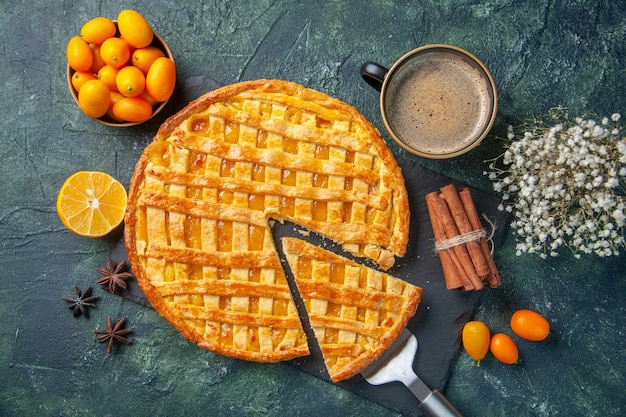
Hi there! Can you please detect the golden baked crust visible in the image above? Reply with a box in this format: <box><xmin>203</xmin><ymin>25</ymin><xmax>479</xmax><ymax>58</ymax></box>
<box><xmin>282</xmin><ymin>237</ymin><xmax>421</xmax><ymax>382</ymax></box>
<box><xmin>125</xmin><ymin>79</ymin><xmax>409</xmax><ymax>363</ymax></box>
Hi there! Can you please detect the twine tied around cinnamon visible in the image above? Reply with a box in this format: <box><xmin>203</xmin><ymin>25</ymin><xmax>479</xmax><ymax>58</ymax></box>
<box><xmin>434</xmin><ymin>214</ymin><xmax>496</xmax><ymax>253</ymax></box>
<box><xmin>435</xmin><ymin>229</ymin><xmax>486</xmax><ymax>251</ymax></box>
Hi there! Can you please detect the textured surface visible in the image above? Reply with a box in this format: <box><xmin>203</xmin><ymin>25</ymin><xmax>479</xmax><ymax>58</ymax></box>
<box><xmin>1</xmin><ymin>1</ymin><xmax>625</xmax><ymax>416</ymax></box>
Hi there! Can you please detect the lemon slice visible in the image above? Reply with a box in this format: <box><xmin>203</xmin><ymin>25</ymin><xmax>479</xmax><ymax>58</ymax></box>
<box><xmin>56</xmin><ymin>171</ymin><xmax>127</xmax><ymax>237</ymax></box>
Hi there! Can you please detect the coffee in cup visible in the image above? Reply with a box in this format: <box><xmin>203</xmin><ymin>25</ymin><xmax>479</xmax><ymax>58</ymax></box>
<box><xmin>361</xmin><ymin>44</ymin><xmax>498</xmax><ymax>159</ymax></box>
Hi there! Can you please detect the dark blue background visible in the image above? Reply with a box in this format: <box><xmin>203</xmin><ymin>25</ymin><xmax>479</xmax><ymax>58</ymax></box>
<box><xmin>1</xmin><ymin>1</ymin><xmax>624</xmax><ymax>416</ymax></box>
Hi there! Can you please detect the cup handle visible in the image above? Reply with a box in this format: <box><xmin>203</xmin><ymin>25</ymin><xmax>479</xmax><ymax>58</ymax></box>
<box><xmin>360</xmin><ymin>61</ymin><xmax>389</xmax><ymax>92</ymax></box>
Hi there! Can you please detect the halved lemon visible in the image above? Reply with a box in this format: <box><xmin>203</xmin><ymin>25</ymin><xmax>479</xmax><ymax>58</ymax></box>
<box><xmin>56</xmin><ymin>171</ymin><xmax>127</xmax><ymax>237</ymax></box>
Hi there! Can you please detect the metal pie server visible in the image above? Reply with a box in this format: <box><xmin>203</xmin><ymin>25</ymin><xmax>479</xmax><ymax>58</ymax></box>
<box><xmin>361</xmin><ymin>328</ymin><xmax>463</xmax><ymax>417</ymax></box>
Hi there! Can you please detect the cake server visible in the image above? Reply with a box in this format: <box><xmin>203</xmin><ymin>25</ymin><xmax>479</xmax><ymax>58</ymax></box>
<box><xmin>361</xmin><ymin>328</ymin><xmax>462</xmax><ymax>417</ymax></box>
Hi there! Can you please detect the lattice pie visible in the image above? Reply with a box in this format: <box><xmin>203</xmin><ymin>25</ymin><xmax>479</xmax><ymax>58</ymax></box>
<box><xmin>124</xmin><ymin>79</ymin><xmax>413</xmax><ymax>373</ymax></box>
<box><xmin>282</xmin><ymin>237</ymin><xmax>421</xmax><ymax>382</ymax></box>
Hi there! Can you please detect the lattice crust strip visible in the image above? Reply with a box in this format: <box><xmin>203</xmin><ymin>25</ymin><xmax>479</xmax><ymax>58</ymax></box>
<box><xmin>125</xmin><ymin>79</ymin><xmax>410</xmax><ymax>363</ymax></box>
<box><xmin>282</xmin><ymin>237</ymin><xmax>421</xmax><ymax>382</ymax></box>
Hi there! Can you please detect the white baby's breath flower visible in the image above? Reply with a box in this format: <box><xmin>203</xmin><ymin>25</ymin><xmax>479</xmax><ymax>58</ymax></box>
<box><xmin>506</xmin><ymin>125</ymin><xmax>515</xmax><ymax>140</ymax></box>
<box><xmin>605</xmin><ymin>177</ymin><xmax>619</xmax><ymax>188</ymax></box>
<box><xmin>485</xmin><ymin>108</ymin><xmax>625</xmax><ymax>258</ymax></box>
<box><xmin>613</xmin><ymin>208</ymin><xmax>625</xmax><ymax>227</ymax></box>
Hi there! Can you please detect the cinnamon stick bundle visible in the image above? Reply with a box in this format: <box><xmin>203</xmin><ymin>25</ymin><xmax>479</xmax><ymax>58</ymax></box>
<box><xmin>426</xmin><ymin>184</ymin><xmax>501</xmax><ymax>291</ymax></box>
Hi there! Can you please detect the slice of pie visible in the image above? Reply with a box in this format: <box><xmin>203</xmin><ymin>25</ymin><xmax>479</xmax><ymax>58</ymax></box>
<box><xmin>282</xmin><ymin>237</ymin><xmax>421</xmax><ymax>382</ymax></box>
<box><xmin>124</xmin><ymin>79</ymin><xmax>410</xmax><ymax>363</ymax></box>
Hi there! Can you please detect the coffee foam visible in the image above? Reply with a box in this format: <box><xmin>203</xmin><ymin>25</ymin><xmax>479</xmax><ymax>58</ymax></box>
<box><xmin>384</xmin><ymin>52</ymin><xmax>493</xmax><ymax>155</ymax></box>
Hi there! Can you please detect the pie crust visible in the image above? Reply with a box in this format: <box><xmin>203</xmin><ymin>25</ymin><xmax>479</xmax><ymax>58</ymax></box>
<box><xmin>124</xmin><ymin>79</ymin><xmax>410</xmax><ymax>363</ymax></box>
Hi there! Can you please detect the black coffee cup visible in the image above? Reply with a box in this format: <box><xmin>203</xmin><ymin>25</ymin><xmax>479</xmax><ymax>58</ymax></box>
<box><xmin>361</xmin><ymin>44</ymin><xmax>498</xmax><ymax>159</ymax></box>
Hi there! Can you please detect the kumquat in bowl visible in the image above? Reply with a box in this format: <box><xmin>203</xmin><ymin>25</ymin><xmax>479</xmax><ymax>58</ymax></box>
<box><xmin>66</xmin><ymin>10</ymin><xmax>176</xmax><ymax>127</ymax></box>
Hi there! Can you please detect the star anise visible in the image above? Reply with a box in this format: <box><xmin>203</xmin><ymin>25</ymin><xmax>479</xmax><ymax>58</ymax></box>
<box><xmin>96</xmin><ymin>258</ymin><xmax>133</xmax><ymax>294</ymax></box>
<box><xmin>62</xmin><ymin>285</ymin><xmax>99</xmax><ymax>318</ymax></box>
<box><xmin>94</xmin><ymin>316</ymin><xmax>133</xmax><ymax>353</ymax></box>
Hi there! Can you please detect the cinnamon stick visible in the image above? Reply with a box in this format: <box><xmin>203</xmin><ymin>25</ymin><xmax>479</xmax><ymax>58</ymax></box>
<box><xmin>426</xmin><ymin>192</ymin><xmax>466</xmax><ymax>290</ymax></box>
<box><xmin>459</xmin><ymin>188</ymin><xmax>501</xmax><ymax>288</ymax></box>
<box><xmin>439</xmin><ymin>184</ymin><xmax>491</xmax><ymax>279</ymax></box>
<box><xmin>431</xmin><ymin>193</ymin><xmax>484</xmax><ymax>291</ymax></box>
